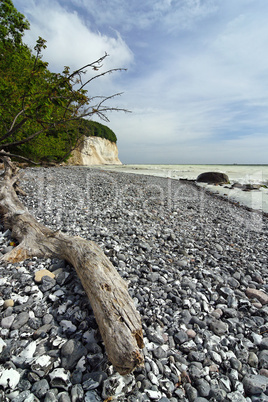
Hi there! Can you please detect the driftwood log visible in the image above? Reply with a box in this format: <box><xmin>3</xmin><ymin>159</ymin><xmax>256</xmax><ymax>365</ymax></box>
<box><xmin>0</xmin><ymin>156</ymin><xmax>144</xmax><ymax>375</ymax></box>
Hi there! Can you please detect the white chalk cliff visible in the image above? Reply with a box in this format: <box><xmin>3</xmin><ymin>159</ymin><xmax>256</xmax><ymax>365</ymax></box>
<box><xmin>68</xmin><ymin>136</ymin><xmax>122</xmax><ymax>165</ymax></box>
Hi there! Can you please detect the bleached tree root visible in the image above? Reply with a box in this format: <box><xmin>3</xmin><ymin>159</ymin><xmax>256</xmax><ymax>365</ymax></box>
<box><xmin>0</xmin><ymin>156</ymin><xmax>144</xmax><ymax>375</ymax></box>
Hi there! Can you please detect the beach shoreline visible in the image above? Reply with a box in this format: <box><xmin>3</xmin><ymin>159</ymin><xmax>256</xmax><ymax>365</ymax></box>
<box><xmin>0</xmin><ymin>166</ymin><xmax>268</xmax><ymax>401</ymax></box>
<box><xmin>90</xmin><ymin>164</ymin><xmax>268</xmax><ymax>215</ymax></box>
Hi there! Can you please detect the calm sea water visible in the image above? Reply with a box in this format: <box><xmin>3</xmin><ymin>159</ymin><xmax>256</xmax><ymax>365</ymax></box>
<box><xmin>92</xmin><ymin>164</ymin><xmax>268</xmax><ymax>213</ymax></box>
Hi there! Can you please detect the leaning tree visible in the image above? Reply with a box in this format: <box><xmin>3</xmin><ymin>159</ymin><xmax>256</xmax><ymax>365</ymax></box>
<box><xmin>0</xmin><ymin>0</ymin><xmax>144</xmax><ymax>374</ymax></box>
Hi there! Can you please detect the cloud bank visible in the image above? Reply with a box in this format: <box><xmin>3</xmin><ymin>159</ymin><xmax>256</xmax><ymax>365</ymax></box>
<box><xmin>13</xmin><ymin>0</ymin><xmax>268</xmax><ymax>164</ymax></box>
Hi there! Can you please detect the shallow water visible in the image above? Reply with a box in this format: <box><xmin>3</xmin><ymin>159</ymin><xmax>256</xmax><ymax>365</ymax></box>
<box><xmin>91</xmin><ymin>164</ymin><xmax>268</xmax><ymax>213</ymax></box>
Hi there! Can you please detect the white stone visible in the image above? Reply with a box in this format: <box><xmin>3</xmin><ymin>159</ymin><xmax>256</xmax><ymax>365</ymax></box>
<box><xmin>0</xmin><ymin>338</ymin><xmax>6</xmax><ymax>353</ymax></box>
<box><xmin>34</xmin><ymin>355</ymin><xmax>51</xmax><ymax>367</ymax></box>
<box><xmin>0</xmin><ymin>368</ymin><xmax>20</xmax><ymax>389</ymax></box>
<box><xmin>150</xmin><ymin>360</ymin><xmax>160</xmax><ymax>376</ymax></box>
<box><xmin>52</xmin><ymin>336</ymin><xmax>66</xmax><ymax>347</ymax></box>
<box><xmin>148</xmin><ymin>372</ymin><xmax>159</xmax><ymax>386</ymax></box>
<box><xmin>82</xmin><ymin>330</ymin><xmax>96</xmax><ymax>344</ymax></box>
<box><xmin>60</xmin><ymin>320</ymin><xmax>77</xmax><ymax>333</ymax></box>
<box><xmin>57</xmin><ymin>303</ymin><xmax>68</xmax><ymax>314</ymax></box>
<box><xmin>225</xmin><ymin>350</ymin><xmax>236</xmax><ymax>360</ymax></box>
<box><xmin>54</xmin><ymin>290</ymin><xmax>65</xmax><ymax>297</ymax></box>
<box><xmin>49</xmin><ymin>368</ymin><xmax>71</xmax><ymax>391</ymax></box>
<box><xmin>19</xmin><ymin>340</ymin><xmax>36</xmax><ymax>360</ymax></box>
<box><xmin>145</xmin><ymin>389</ymin><xmax>162</xmax><ymax>400</ymax></box>
<box><xmin>210</xmin><ymin>351</ymin><xmax>222</xmax><ymax>364</ymax></box>
<box><xmin>102</xmin><ymin>373</ymin><xmax>134</xmax><ymax>399</ymax></box>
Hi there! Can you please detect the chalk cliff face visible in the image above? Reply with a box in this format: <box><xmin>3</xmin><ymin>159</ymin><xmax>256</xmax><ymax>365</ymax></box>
<box><xmin>68</xmin><ymin>136</ymin><xmax>122</xmax><ymax>165</ymax></box>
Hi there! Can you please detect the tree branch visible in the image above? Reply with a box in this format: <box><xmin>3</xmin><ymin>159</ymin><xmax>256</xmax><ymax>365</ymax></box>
<box><xmin>0</xmin><ymin>156</ymin><xmax>144</xmax><ymax>374</ymax></box>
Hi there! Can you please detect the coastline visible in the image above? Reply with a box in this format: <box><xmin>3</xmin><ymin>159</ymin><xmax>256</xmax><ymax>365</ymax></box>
<box><xmin>90</xmin><ymin>164</ymin><xmax>268</xmax><ymax>215</ymax></box>
<box><xmin>0</xmin><ymin>166</ymin><xmax>268</xmax><ymax>401</ymax></box>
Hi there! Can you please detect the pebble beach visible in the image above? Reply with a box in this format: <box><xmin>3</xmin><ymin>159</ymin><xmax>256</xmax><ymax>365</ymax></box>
<box><xmin>0</xmin><ymin>166</ymin><xmax>268</xmax><ymax>401</ymax></box>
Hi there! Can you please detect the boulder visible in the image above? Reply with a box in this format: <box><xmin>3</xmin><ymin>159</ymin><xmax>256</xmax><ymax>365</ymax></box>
<box><xmin>196</xmin><ymin>172</ymin><xmax>229</xmax><ymax>184</ymax></box>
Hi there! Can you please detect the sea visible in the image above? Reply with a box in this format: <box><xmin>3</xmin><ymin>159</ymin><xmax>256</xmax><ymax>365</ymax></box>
<box><xmin>91</xmin><ymin>164</ymin><xmax>268</xmax><ymax>214</ymax></box>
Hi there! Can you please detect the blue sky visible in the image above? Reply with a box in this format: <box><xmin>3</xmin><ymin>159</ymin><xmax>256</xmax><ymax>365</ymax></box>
<box><xmin>13</xmin><ymin>0</ymin><xmax>268</xmax><ymax>164</ymax></box>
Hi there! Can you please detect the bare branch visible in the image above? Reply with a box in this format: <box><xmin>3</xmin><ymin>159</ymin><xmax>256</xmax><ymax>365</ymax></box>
<box><xmin>0</xmin><ymin>150</ymin><xmax>38</xmax><ymax>164</ymax></box>
<box><xmin>67</xmin><ymin>53</ymin><xmax>109</xmax><ymax>80</ymax></box>
<box><xmin>79</xmin><ymin>68</ymin><xmax>127</xmax><ymax>91</ymax></box>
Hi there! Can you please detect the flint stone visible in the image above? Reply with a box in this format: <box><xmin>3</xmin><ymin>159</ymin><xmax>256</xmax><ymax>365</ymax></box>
<box><xmin>246</xmin><ymin>288</ymin><xmax>268</xmax><ymax>305</ymax></box>
<box><xmin>49</xmin><ymin>368</ymin><xmax>71</xmax><ymax>391</ymax></box>
<box><xmin>61</xmin><ymin>339</ymin><xmax>87</xmax><ymax>370</ymax></box>
<box><xmin>12</xmin><ymin>391</ymin><xmax>31</xmax><ymax>402</ymax></box>
<box><xmin>185</xmin><ymin>383</ymin><xmax>198</xmax><ymax>401</ymax></box>
<box><xmin>243</xmin><ymin>374</ymin><xmax>268</xmax><ymax>395</ymax></box>
<box><xmin>84</xmin><ymin>391</ymin><xmax>102</xmax><ymax>401</ymax></box>
<box><xmin>248</xmin><ymin>352</ymin><xmax>258</xmax><ymax>368</ymax></box>
<box><xmin>147</xmin><ymin>272</ymin><xmax>160</xmax><ymax>282</ymax></box>
<box><xmin>1</xmin><ymin>315</ymin><xmax>15</xmax><ymax>329</ymax></box>
<box><xmin>33</xmin><ymin>324</ymin><xmax>52</xmax><ymax>339</ymax></box>
<box><xmin>102</xmin><ymin>373</ymin><xmax>134</xmax><ymax>399</ymax></box>
<box><xmin>31</xmin><ymin>379</ymin><xmax>50</xmax><ymax>398</ymax></box>
<box><xmin>188</xmin><ymin>351</ymin><xmax>206</xmax><ymax>362</ymax></box>
<box><xmin>179</xmin><ymin>340</ymin><xmax>198</xmax><ymax>353</ymax></box>
<box><xmin>210</xmin><ymin>319</ymin><xmax>228</xmax><ymax>335</ymax></box>
<box><xmin>174</xmin><ymin>330</ymin><xmax>188</xmax><ymax>344</ymax></box>
<box><xmin>219</xmin><ymin>376</ymin><xmax>231</xmax><ymax>392</ymax></box>
<box><xmin>0</xmin><ymin>338</ymin><xmax>6</xmax><ymax>353</ymax></box>
<box><xmin>259</xmin><ymin>350</ymin><xmax>268</xmax><ymax>369</ymax></box>
<box><xmin>71</xmin><ymin>384</ymin><xmax>84</xmax><ymax>402</ymax></box>
<box><xmin>260</xmin><ymin>338</ymin><xmax>268</xmax><ymax>350</ymax></box>
<box><xmin>57</xmin><ymin>392</ymin><xmax>71</xmax><ymax>402</ymax></box>
<box><xmin>44</xmin><ymin>390</ymin><xmax>58</xmax><ymax>402</ymax></box>
<box><xmin>82</xmin><ymin>378</ymin><xmax>99</xmax><ymax>391</ymax></box>
<box><xmin>146</xmin><ymin>326</ymin><xmax>165</xmax><ymax>344</ymax></box>
<box><xmin>152</xmin><ymin>346</ymin><xmax>167</xmax><ymax>359</ymax></box>
<box><xmin>195</xmin><ymin>378</ymin><xmax>210</xmax><ymax>397</ymax></box>
<box><xmin>0</xmin><ymin>368</ymin><xmax>20</xmax><ymax>389</ymax></box>
<box><xmin>209</xmin><ymin>387</ymin><xmax>227</xmax><ymax>401</ymax></box>
<box><xmin>11</xmin><ymin>311</ymin><xmax>29</xmax><ymax>329</ymax></box>
<box><xmin>226</xmin><ymin>391</ymin><xmax>247</xmax><ymax>401</ymax></box>
<box><xmin>145</xmin><ymin>389</ymin><xmax>162</xmax><ymax>399</ymax></box>
<box><xmin>60</xmin><ymin>320</ymin><xmax>77</xmax><ymax>333</ymax></box>
<box><xmin>40</xmin><ymin>276</ymin><xmax>56</xmax><ymax>292</ymax></box>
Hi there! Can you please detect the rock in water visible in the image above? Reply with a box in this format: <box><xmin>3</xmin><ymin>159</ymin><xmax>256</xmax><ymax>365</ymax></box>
<box><xmin>196</xmin><ymin>172</ymin><xmax>229</xmax><ymax>184</ymax></box>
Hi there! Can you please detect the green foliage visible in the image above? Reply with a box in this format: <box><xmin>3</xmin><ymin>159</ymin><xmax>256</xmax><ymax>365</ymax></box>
<box><xmin>79</xmin><ymin>119</ymin><xmax>117</xmax><ymax>143</ymax></box>
<box><xmin>0</xmin><ymin>1</ymin><xmax>123</xmax><ymax>164</ymax></box>
<box><xmin>0</xmin><ymin>0</ymin><xmax>30</xmax><ymax>46</ymax></box>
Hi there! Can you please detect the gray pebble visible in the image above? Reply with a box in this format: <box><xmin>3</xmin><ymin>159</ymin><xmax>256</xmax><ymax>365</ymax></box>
<box><xmin>11</xmin><ymin>312</ymin><xmax>29</xmax><ymax>329</ymax></box>
<box><xmin>31</xmin><ymin>379</ymin><xmax>50</xmax><ymax>398</ymax></box>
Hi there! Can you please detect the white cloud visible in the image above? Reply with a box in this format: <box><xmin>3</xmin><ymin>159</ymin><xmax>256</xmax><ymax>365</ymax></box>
<box><xmin>14</xmin><ymin>0</ymin><xmax>133</xmax><ymax>74</ymax></box>
<box><xmin>12</xmin><ymin>0</ymin><xmax>268</xmax><ymax>163</ymax></box>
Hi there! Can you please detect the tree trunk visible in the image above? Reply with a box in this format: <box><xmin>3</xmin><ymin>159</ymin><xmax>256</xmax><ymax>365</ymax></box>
<box><xmin>0</xmin><ymin>156</ymin><xmax>144</xmax><ymax>375</ymax></box>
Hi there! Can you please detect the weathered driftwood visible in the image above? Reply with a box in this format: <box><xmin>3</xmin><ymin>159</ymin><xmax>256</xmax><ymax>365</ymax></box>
<box><xmin>0</xmin><ymin>156</ymin><xmax>144</xmax><ymax>375</ymax></box>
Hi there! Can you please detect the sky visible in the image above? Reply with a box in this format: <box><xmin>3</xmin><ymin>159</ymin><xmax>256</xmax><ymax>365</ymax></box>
<box><xmin>13</xmin><ymin>0</ymin><xmax>268</xmax><ymax>164</ymax></box>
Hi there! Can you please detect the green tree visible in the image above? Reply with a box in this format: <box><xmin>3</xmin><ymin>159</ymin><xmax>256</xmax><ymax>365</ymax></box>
<box><xmin>0</xmin><ymin>0</ymin><xmax>127</xmax><ymax>163</ymax></box>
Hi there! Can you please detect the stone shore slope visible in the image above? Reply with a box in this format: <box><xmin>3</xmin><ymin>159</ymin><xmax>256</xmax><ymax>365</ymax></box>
<box><xmin>0</xmin><ymin>167</ymin><xmax>268</xmax><ymax>401</ymax></box>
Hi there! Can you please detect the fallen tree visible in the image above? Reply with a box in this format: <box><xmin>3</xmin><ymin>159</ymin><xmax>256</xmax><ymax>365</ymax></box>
<box><xmin>0</xmin><ymin>155</ymin><xmax>144</xmax><ymax>374</ymax></box>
